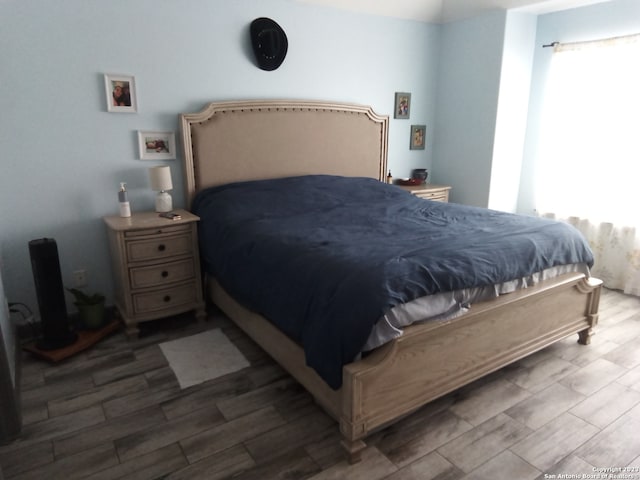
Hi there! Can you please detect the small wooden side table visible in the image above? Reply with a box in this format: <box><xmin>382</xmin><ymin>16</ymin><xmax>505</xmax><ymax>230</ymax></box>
<box><xmin>103</xmin><ymin>209</ymin><xmax>206</xmax><ymax>337</ymax></box>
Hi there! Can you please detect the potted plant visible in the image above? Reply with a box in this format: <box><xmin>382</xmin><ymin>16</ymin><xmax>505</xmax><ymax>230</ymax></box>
<box><xmin>66</xmin><ymin>288</ymin><xmax>106</xmax><ymax>330</ymax></box>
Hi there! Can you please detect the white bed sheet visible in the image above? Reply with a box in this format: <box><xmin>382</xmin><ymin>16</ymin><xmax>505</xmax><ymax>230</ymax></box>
<box><xmin>362</xmin><ymin>263</ymin><xmax>591</xmax><ymax>352</ymax></box>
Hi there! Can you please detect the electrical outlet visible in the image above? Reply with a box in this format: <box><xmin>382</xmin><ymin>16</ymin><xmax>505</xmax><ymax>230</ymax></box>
<box><xmin>73</xmin><ymin>269</ymin><xmax>87</xmax><ymax>287</ymax></box>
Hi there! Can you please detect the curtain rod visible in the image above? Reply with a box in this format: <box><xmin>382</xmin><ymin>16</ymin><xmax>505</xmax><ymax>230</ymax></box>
<box><xmin>542</xmin><ymin>33</ymin><xmax>640</xmax><ymax>49</ymax></box>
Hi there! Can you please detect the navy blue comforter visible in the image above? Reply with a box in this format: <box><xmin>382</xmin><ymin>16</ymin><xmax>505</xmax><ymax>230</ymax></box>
<box><xmin>193</xmin><ymin>175</ymin><xmax>594</xmax><ymax>389</ymax></box>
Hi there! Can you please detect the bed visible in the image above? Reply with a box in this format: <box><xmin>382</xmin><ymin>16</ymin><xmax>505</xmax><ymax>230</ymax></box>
<box><xmin>178</xmin><ymin>99</ymin><xmax>602</xmax><ymax>463</ymax></box>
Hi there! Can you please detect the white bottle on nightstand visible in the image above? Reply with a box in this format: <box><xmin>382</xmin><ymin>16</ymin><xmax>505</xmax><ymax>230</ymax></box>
<box><xmin>118</xmin><ymin>182</ymin><xmax>131</xmax><ymax>218</ymax></box>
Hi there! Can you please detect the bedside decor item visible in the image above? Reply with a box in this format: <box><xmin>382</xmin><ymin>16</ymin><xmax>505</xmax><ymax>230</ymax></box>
<box><xmin>410</xmin><ymin>124</ymin><xmax>426</xmax><ymax>150</ymax></box>
<box><xmin>394</xmin><ymin>92</ymin><xmax>411</xmax><ymax>119</ymax></box>
<box><xmin>66</xmin><ymin>288</ymin><xmax>106</xmax><ymax>330</ymax></box>
<box><xmin>149</xmin><ymin>166</ymin><xmax>173</xmax><ymax>213</ymax></box>
<box><xmin>250</xmin><ymin>17</ymin><xmax>288</xmax><ymax>71</ymax></box>
<box><xmin>138</xmin><ymin>131</ymin><xmax>176</xmax><ymax>160</ymax></box>
<box><xmin>118</xmin><ymin>182</ymin><xmax>131</xmax><ymax>218</ymax></box>
<box><xmin>411</xmin><ymin>168</ymin><xmax>428</xmax><ymax>183</ymax></box>
<box><xmin>159</xmin><ymin>211</ymin><xmax>182</xmax><ymax>221</ymax></box>
<box><xmin>104</xmin><ymin>73</ymin><xmax>137</xmax><ymax>113</ymax></box>
<box><xmin>395</xmin><ymin>178</ymin><xmax>423</xmax><ymax>186</ymax></box>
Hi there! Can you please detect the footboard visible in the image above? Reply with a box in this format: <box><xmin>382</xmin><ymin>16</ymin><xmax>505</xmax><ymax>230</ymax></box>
<box><xmin>339</xmin><ymin>272</ymin><xmax>602</xmax><ymax>461</ymax></box>
<box><xmin>209</xmin><ymin>273</ymin><xmax>601</xmax><ymax>464</ymax></box>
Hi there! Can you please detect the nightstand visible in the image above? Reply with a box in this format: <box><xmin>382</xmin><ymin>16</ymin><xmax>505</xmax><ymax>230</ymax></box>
<box><xmin>399</xmin><ymin>184</ymin><xmax>451</xmax><ymax>202</ymax></box>
<box><xmin>103</xmin><ymin>209</ymin><xmax>206</xmax><ymax>337</ymax></box>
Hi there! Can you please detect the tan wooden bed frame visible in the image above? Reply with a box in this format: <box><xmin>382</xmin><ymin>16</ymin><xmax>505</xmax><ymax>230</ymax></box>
<box><xmin>179</xmin><ymin>99</ymin><xmax>602</xmax><ymax>463</ymax></box>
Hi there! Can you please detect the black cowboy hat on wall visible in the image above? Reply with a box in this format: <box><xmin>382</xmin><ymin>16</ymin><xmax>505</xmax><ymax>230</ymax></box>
<box><xmin>250</xmin><ymin>17</ymin><xmax>288</xmax><ymax>71</ymax></box>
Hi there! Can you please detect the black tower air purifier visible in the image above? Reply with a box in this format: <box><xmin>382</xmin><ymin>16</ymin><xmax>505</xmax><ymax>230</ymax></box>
<box><xmin>28</xmin><ymin>238</ymin><xmax>77</xmax><ymax>350</ymax></box>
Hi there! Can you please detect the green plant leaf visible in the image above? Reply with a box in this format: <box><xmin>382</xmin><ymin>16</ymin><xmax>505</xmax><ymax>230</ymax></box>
<box><xmin>66</xmin><ymin>287</ymin><xmax>105</xmax><ymax>305</ymax></box>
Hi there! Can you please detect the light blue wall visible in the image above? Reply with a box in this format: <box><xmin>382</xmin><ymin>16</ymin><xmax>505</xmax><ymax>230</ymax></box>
<box><xmin>433</xmin><ymin>9</ymin><xmax>537</xmax><ymax>209</ymax></box>
<box><xmin>0</xmin><ymin>0</ymin><xmax>439</xmax><ymax>312</ymax></box>
<box><xmin>4</xmin><ymin>0</ymin><xmax>636</xmax><ymax>317</ymax></box>
<box><xmin>432</xmin><ymin>10</ymin><xmax>507</xmax><ymax>207</ymax></box>
<box><xmin>518</xmin><ymin>0</ymin><xmax>640</xmax><ymax>215</ymax></box>
<box><xmin>488</xmin><ymin>11</ymin><xmax>536</xmax><ymax>213</ymax></box>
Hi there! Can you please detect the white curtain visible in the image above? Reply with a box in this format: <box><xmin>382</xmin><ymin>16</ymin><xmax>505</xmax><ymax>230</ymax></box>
<box><xmin>535</xmin><ymin>34</ymin><xmax>640</xmax><ymax>296</ymax></box>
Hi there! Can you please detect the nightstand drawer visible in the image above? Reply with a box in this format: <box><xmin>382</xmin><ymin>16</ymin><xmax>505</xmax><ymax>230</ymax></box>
<box><xmin>416</xmin><ymin>191</ymin><xmax>448</xmax><ymax>202</ymax></box>
<box><xmin>399</xmin><ymin>184</ymin><xmax>451</xmax><ymax>203</ymax></box>
<box><xmin>124</xmin><ymin>223</ymin><xmax>190</xmax><ymax>238</ymax></box>
<box><xmin>129</xmin><ymin>258</ymin><xmax>196</xmax><ymax>289</ymax></box>
<box><xmin>132</xmin><ymin>282</ymin><xmax>199</xmax><ymax>314</ymax></box>
<box><xmin>126</xmin><ymin>234</ymin><xmax>192</xmax><ymax>262</ymax></box>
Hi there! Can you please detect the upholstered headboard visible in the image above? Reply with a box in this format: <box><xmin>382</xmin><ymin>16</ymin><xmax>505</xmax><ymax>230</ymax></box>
<box><xmin>179</xmin><ymin>100</ymin><xmax>389</xmax><ymax>207</ymax></box>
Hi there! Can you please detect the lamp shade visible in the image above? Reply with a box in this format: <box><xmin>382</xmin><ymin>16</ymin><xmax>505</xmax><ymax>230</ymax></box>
<box><xmin>148</xmin><ymin>166</ymin><xmax>173</xmax><ymax>191</ymax></box>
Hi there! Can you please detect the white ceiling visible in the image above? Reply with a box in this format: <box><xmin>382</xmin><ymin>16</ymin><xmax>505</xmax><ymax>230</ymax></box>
<box><xmin>293</xmin><ymin>0</ymin><xmax>612</xmax><ymax>23</ymax></box>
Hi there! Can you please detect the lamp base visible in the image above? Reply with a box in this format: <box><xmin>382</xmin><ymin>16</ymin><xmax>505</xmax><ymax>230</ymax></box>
<box><xmin>155</xmin><ymin>191</ymin><xmax>172</xmax><ymax>213</ymax></box>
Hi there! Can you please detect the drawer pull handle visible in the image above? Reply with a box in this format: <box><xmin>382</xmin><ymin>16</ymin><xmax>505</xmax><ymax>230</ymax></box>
<box><xmin>158</xmin><ymin>244</ymin><xmax>166</xmax><ymax>252</ymax></box>
<box><xmin>161</xmin><ymin>271</ymin><xmax>169</xmax><ymax>278</ymax></box>
<box><xmin>163</xmin><ymin>295</ymin><xmax>171</xmax><ymax>302</ymax></box>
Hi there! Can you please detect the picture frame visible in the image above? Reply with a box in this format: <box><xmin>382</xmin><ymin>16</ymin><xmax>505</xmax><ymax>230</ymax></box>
<box><xmin>410</xmin><ymin>125</ymin><xmax>426</xmax><ymax>150</ymax></box>
<box><xmin>104</xmin><ymin>73</ymin><xmax>137</xmax><ymax>113</ymax></box>
<box><xmin>138</xmin><ymin>131</ymin><xmax>176</xmax><ymax>160</ymax></box>
<box><xmin>394</xmin><ymin>92</ymin><xmax>411</xmax><ymax>119</ymax></box>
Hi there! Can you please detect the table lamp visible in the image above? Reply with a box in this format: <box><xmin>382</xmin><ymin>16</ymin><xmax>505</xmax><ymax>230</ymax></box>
<box><xmin>148</xmin><ymin>166</ymin><xmax>173</xmax><ymax>212</ymax></box>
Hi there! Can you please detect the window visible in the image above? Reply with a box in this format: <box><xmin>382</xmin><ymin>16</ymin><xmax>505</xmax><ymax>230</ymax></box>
<box><xmin>535</xmin><ymin>34</ymin><xmax>640</xmax><ymax>226</ymax></box>
<box><xmin>534</xmin><ymin>34</ymin><xmax>640</xmax><ymax>295</ymax></box>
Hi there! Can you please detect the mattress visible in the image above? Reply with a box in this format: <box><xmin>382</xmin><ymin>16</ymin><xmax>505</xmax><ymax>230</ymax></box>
<box><xmin>362</xmin><ymin>262</ymin><xmax>591</xmax><ymax>351</ymax></box>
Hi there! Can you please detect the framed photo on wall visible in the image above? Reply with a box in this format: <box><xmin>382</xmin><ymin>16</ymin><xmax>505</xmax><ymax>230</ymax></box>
<box><xmin>410</xmin><ymin>125</ymin><xmax>426</xmax><ymax>150</ymax></box>
<box><xmin>138</xmin><ymin>131</ymin><xmax>176</xmax><ymax>160</ymax></box>
<box><xmin>104</xmin><ymin>73</ymin><xmax>137</xmax><ymax>113</ymax></box>
<box><xmin>394</xmin><ymin>92</ymin><xmax>411</xmax><ymax>119</ymax></box>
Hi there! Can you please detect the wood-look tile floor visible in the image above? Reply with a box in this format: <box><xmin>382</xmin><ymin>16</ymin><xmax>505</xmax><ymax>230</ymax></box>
<box><xmin>2</xmin><ymin>288</ymin><xmax>640</xmax><ymax>479</ymax></box>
